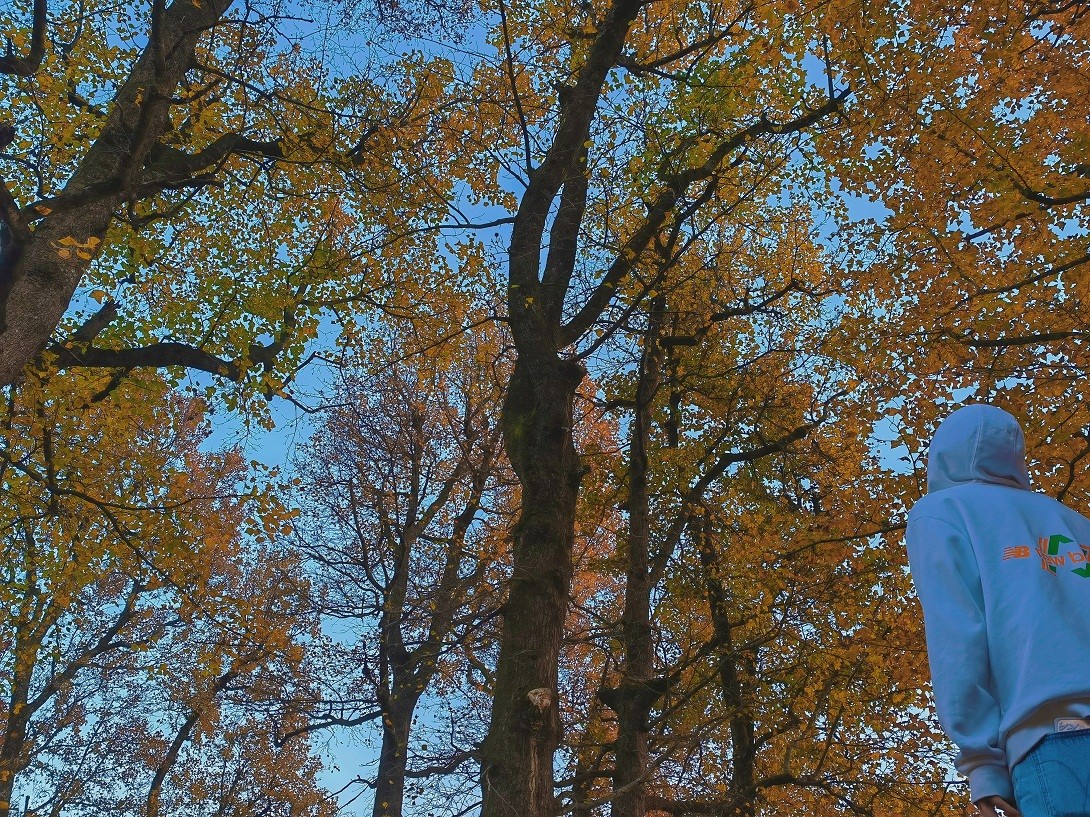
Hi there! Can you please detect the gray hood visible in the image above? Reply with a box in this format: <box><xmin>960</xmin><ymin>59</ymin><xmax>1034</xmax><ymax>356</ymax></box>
<box><xmin>926</xmin><ymin>404</ymin><xmax>1031</xmax><ymax>493</ymax></box>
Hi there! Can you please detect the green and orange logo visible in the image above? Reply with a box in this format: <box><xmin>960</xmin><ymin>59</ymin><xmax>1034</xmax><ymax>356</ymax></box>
<box><xmin>1077</xmin><ymin>545</ymin><xmax>1090</xmax><ymax>578</ymax></box>
<box><xmin>1037</xmin><ymin>534</ymin><xmax>1072</xmax><ymax>574</ymax></box>
<box><xmin>1033</xmin><ymin>534</ymin><xmax>1090</xmax><ymax>577</ymax></box>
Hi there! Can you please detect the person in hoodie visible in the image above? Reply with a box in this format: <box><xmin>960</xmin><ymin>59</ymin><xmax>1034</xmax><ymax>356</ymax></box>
<box><xmin>906</xmin><ymin>404</ymin><xmax>1090</xmax><ymax>817</ymax></box>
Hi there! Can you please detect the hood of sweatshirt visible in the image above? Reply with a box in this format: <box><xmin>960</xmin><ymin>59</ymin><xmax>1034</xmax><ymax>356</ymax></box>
<box><xmin>926</xmin><ymin>404</ymin><xmax>1031</xmax><ymax>493</ymax></box>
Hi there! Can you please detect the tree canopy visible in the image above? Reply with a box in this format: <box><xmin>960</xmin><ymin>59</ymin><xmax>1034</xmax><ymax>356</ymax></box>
<box><xmin>2</xmin><ymin>0</ymin><xmax>1089</xmax><ymax>816</ymax></box>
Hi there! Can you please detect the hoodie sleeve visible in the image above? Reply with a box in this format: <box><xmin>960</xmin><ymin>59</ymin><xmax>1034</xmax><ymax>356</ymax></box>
<box><xmin>905</xmin><ymin>514</ymin><xmax>1012</xmax><ymax>804</ymax></box>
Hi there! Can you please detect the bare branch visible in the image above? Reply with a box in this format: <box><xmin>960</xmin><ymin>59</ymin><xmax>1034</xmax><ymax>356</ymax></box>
<box><xmin>404</xmin><ymin>750</ymin><xmax>477</xmax><ymax>778</ymax></box>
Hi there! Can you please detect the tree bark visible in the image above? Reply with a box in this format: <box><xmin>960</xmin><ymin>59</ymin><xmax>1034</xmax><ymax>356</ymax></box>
<box><xmin>0</xmin><ymin>0</ymin><xmax>235</xmax><ymax>386</ymax></box>
<box><xmin>479</xmin><ymin>355</ymin><xmax>585</xmax><ymax>817</ymax></box>
<box><xmin>373</xmin><ymin>692</ymin><xmax>419</xmax><ymax>817</ymax></box>
<box><xmin>610</xmin><ymin>303</ymin><xmax>665</xmax><ymax>817</ymax></box>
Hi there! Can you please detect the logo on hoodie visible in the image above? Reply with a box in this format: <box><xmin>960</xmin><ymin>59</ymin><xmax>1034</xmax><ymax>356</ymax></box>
<box><xmin>1038</xmin><ymin>534</ymin><xmax>1073</xmax><ymax>574</ymax></box>
<box><xmin>1034</xmin><ymin>534</ymin><xmax>1090</xmax><ymax>577</ymax></box>
<box><xmin>1075</xmin><ymin>545</ymin><xmax>1090</xmax><ymax>578</ymax></box>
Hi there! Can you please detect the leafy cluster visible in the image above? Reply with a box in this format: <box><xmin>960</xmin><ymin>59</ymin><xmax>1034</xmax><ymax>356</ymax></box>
<box><xmin>1</xmin><ymin>0</ymin><xmax>1089</xmax><ymax>816</ymax></box>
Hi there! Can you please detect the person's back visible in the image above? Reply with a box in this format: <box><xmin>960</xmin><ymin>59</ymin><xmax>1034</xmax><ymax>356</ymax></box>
<box><xmin>906</xmin><ymin>404</ymin><xmax>1090</xmax><ymax>817</ymax></box>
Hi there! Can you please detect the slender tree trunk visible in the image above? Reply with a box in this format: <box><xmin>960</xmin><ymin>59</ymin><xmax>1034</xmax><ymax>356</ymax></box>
<box><xmin>0</xmin><ymin>657</ymin><xmax>32</xmax><ymax>817</ymax></box>
<box><xmin>610</xmin><ymin>308</ymin><xmax>665</xmax><ymax>817</ymax></box>
<box><xmin>1</xmin><ymin>531</ymin><xmax>46</xmax><ymax>817</ymax></box>
<box><xmin>480</xmin><ymin>355</ymin><xmax>584</xmax><ymax>817</ymax></box>
<box><xmin>0</xmin><ymin>727</ymin><xmax>26</xmax><ymax>817</ymax></box>
<box><xmin>570</xmin><ymin>689</ymin><xmax>609</xmax><ymax>817</ymax></box>
<box><xmin>697</xmin><ymin>519</ymin><xmax>756</xmax><ymax>817</ymax></box>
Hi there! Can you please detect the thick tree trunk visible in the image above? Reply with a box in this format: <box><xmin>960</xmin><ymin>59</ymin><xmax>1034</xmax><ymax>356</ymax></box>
<box><xmin>480</xmin><ymin>356</ymin><xmax>584</xmax><ymax>817</ymax></box>
<box><xmin>372</xmin><ymin>692</ymin><xmax>418</xmax><ymax>817</ymax></box>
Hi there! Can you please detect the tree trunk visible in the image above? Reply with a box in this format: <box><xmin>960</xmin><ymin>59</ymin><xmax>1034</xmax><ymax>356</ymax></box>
<box><xmin>570</xmin><ymin>690</ymin><xmax>609</xmax><ymax>817</ymax></box>
<box><xmin>480</xmin><ymin>355</ymin><xmax>584</xmax><ymax>817</ymax></box>
<box><xmin>610</xmin><ymin>310</ymin><xmax>665</xmax><ymax>817</ymax></box>
<box><xmin>372</xmin><ymin>692</ymin><xmax>419</xmax><ymax>817</ymax></box>
<box><xmin>697</xmin><ymin>519</ymin><xmax>757</xmax><ymax>817</ymax></box>
<box><xmin>0</xmin><ymin>719</ymin><xmax>28</xmax><ymax>817</ymax></box>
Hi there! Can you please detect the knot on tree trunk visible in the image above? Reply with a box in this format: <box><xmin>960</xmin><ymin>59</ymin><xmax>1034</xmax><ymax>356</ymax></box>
<box><xmin>527</xmin><ymin>687</ymin><xmax>552</xmax><ymax>712</ymax></box>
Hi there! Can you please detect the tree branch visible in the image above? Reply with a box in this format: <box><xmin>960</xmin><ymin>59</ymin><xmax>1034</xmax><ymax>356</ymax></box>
<box><xmin>540</xmin><ymin>145</ymin><xmax>589</xmax><ymax>325</ymax></box>
<box><xmin>560</xmin><ymin>90</ymin><xmax>849</xmax><ymax>345</ymax></box>
<box><xmin>962</xmin><ymin>330</ymin><xmax>1086</xmax><ymax>348</ymax></box>
<box><xmin>506</xmin><ymin>0</ymin><xmax>646</xmax><ymax>358</ymax></box>
<box><xmin>615</xmin><ymin>4</ymin><xmax>753</xmax><ymax>76</ymax></box>
<box><xmin>404</xmin><ymin>750</ymin><xmax>477</xmax><ymax>778</ymax></box>
<box><xmin>497</xmin><ymin>0</ymin><xmax>534</xmax><ymax>174</ymax></box>
<box><xmin>0</xmin><ymin>0</ymin><xmax>47</xmax><ymax>76</ymax></box>
<box><xmin>49</xmin><ymin>340</ymin><xmax>241</xmax><ymax>380</ymax></box>
<box><xmin>142</xmin><ymin>133</ymin><xmax>284</xmax><ymax>188</ymax></box>
<box><xmin>70</xmin><ymin>298</ymin><xmax>119</xmax><ymax>343</ymax></box>
<box><xmin>1014</xmin><ymin>181</ymin><xmax>1090</xmax><ymax>207</ymax></box>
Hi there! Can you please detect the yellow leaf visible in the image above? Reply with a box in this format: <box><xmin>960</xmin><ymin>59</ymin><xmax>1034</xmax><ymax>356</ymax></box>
<box><xmin>90</xmin><ymin>289</ymin><xmax>108</xmax><ymax>303</ymax></box>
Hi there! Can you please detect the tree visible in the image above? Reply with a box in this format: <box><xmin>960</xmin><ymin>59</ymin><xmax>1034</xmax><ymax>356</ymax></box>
<box><xmin>538</xmin><ymin>202</ymin><xmax>951</xmax><ymax>816</ymax></box>
<box><xmin>0</xmin><ymin>0</ymin><xmax>469</xmax><ymax>402</ymax></box>
<box><xmin>429</xmin><ymin>1</ymin><xmax>849</xmax><ymax>812</ymax></box>
<box><xmin>294</xmin><ymin>322</ymin><xmax>513</xmax><ymax>817</ymax></box>
<box><xmin>0</xmin><ymin>367</ymin><xmax>326</xmax><ymax>817</ymax></box>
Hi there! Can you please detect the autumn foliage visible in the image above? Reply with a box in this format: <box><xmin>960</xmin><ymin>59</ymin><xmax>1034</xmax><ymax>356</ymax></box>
<box><xmin>0</xmin><ymin>369</ymin><xmax>325</xmax><ymax>817</ymax></box>
<box><xmin>2</xmin><ymin>0</ymin><xmax>1089</xmax><ymax>815</ymax></box>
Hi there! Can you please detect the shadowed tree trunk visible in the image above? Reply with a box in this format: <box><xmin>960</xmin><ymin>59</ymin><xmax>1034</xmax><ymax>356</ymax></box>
<box><xmin>609</xmin><ymin>299</ymin><xmax>665</xmax><ymax>817</ymax></box>
<box><xmin>478</xmin><ymin>0</ymin><xmax>645</xmax><ymax>812</ymax></box>
<box><xmin>480</xmin><ymin>355</ymin><xmax>585</xmax><ymax>816</ymax></box>
<box><xmin>373</xmin><ymin>690</ymin><xmax>418</xmax><ymax>817</ymax></box>
<box><xmin>697</xmin><ymin>516</ymin><xmax>757</xmax><ymax>817</ymax></box>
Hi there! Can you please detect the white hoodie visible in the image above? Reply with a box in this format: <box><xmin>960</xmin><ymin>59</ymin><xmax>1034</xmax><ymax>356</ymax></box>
<box><xmin>906</xmin><ymin>404</ymin><xmax>1090</xmax><ymax>803</ymax></box>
